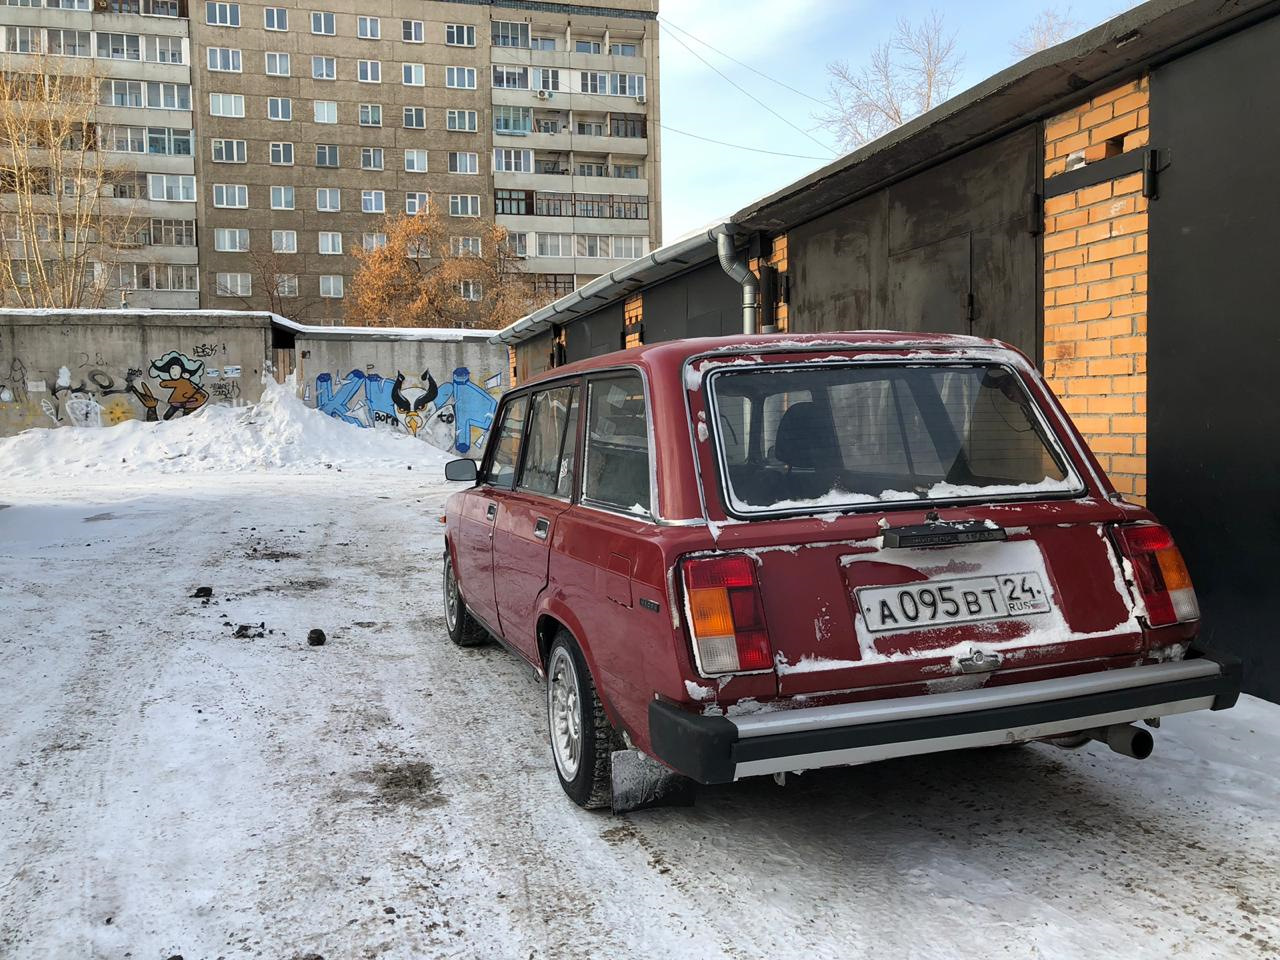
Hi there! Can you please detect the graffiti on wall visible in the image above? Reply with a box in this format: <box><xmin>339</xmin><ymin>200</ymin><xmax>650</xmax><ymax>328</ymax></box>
<box><xmin>0</xmin><ymin>347</ymin><xmax>238</xmax><ymax>430</ymax></box>
<box><xmin>313</xmin><ymin>366</ymin><xmax>499</xmax><ymax>454</ymax></box>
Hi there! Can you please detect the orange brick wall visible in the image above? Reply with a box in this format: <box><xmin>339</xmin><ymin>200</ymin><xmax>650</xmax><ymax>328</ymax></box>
<box><xmin>1043</xmin><ymin>77</ymin><xmax>1150</xmax><ymax>503</ymax></box>
<box><xmin>749</xmin><ymin>234</ymin><xmax>790</xmax><ymax>331</ymax></box>
<box><xmin>624</xmin><ymin>293</ymin><xmax>643</xmax><ymax>348</ymax></box>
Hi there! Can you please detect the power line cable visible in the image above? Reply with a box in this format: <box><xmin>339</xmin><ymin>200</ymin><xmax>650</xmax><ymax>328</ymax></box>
<box><xmin>659</xmin><ymin>16</ymin><xmax>834</xmax><ymax>110</ymax></box>
<box><xmin>654</xmin><ymin>122</ymin><xmax>832</xmax><ymax>161</ymax></box>
<box><xmin>657</xmin><ymin>22</ymin><xmax>838</xmax><ymax>157</ymax></box>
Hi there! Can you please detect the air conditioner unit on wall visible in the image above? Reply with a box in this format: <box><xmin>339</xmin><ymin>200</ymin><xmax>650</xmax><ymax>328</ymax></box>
<box><xmin>536</xmin><ymin>89</ymin><xmax>550</xmax><ymax>100</ymax></box>
<box><xmin>635</xmin><ymin>94</ymin><xmax>647</xmax><ymax>104</ymax></box>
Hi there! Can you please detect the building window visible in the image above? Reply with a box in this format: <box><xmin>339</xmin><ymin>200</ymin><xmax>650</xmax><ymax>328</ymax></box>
<box><xmin>147</xmin><ymin>174</ymin><xmax>196</xmax><ymax>202</ymax></box>
<box><xmin>611</xmin><ymin>115</ymin><xmax>646</xmax><ymax>138</ymax></box>
<box><xmin>449</xmin><ymin>195</ymin><xmax>480</xmax><ymax>217</ymax></box>
<box><xmin>452</xmin><ymin>236</ymin><xmax>482</xmax><ymax>257</ymax></box>
<box><xmin>358</xmin><ymin>60</ymin><xmax>381</xmax><ymax>83</ymax></box>
<box><xmin>209</xmin><ymin>93</ymin><xmax>244</xmax><ymax>117</ymax></box>
<box><xmin>611</xmin><ymin>235</ymin><xmax>646</xmax><ymax>259</ymax></box>
<box><xmin>361</xmin><ymin>190</ymin><xmax>385</xmax><ymax>214</ymax></box>
<box><xmin>536</xmin><ymin>233</ymin><xmax>572</xmax><ymax>257</ymax></box>
<box><xmin>532</xmin><ymin>36</ymin><xmax>557</xmax><ymax>51</ymax></box>
<box><xmin>447</xmin><ymin>151</ymin><xmax>477</xmax><ymax>174</ymax></box>
<box><xmin>361</xmin><ymin>147</ymin><xmax>384</xmax><ymax>171</ymax></box>
<box><xmin>267</xmin><ymin>97</ymin><xmax>292</xmax><ymax>120</ymax></box>
<box><xmin>535</xmin><ymin>274</ymin><xmax>576</xmax><ymax>297</ymax></box>
<box><xmin>459</xmin><ymin>279</ymin><xmax>483</xmax><ymax>301</ymax></box>
<box><xmin>211</xmin><ymin>138</ymin><xmax>246</xmax><ymax>163</ymax></box>
<box><xmin>579</xmin><ymin>71</ymin><xmax>608</xmax><ymax>95</ymax></box>
<box><xmin>495</xmin><ymin>189</ymin><xmax>530</xmax><ymax>216</ymax></box>
<box><xmin>215</xmin><ymin>272</ymin><xmax>251</xmax><ymax>296</ymax></box>
<box><xmin>578</xmin><ymin>234</ymin><xmax>611</xmax><ymax>258</ymax></box>
<box><xmin>402</xmin><ymin>63</ymin><xmax>424</xmax><ymax>86</ymax></box>
<box><xmin>206</xmin><ymin>46</ymin><xmax>241</xmax><ymax>71</ymax></box>
<box><xmin>269</xmin><ymin>142</ymin><xmax>294</xmax><ymax>165</ymax></box>
<box><xmin>316</xmin><ymin>188</ymin><xmax>340</xmax><ymax>211</ymax></box>
<box><xmin>103</xmin><ymin>125</ymin><xmax>145</xmax><ymax>153</ymax></box>
<box><xmin>404</xmin><ymin>149</ymin><xmax>429</xmax><ymax>173</ymax></box>
<box><xmin>610</xmin><ymin>73</ymin><xmax>645</xmax><ymax>97</ymax></box>
<box><xmin>445</xmin><ymin>23</ymin><xmax>475</xmax><ymax>46</ymax></box>
<box><xmin>575</xmin><ymin>39</ymin><xmax>601</xmax><ymax>54</ymax></box>
<box><xmin>311</xmin><ymin>11</ymin><xmax>335</xmax><ymax>35</ymax></box>
<box><xmin>610</xmin><ymin>41</ymin><xmax>638</xmax><ymax>56</ymax></box>
<box><xmin>362</xmin><ymin>232</ymin><xmax>387</xmax><ymax>251</ymax></box>
<box><xmin>270</xmin><ymin>185</ymin><xmax>294</xmax><ymax>210</ymax></box>
<box><xmin>491</xmin><ymin>21</ymin><xmax>529</xmax><ymax>48</ymax></box>
<box><xmin>359</xmin><ymin>103</ymin><xmax>382</xmax><ymax>127</ymax></box>
<box><xmin>446</xmin><ymin>109</ymin><xmax>478</xmax><ymax>132</ymax></box>
<box><xmin>214</xmin><ymin>227</ymin><xmax>249</xmax><ymax>252</ymax></box>
<box><xmin>150</xmin><ymin>219</ymin><xmax>197</xmax><ymax>247</ymax></box>
<box><xmin>405</xmin><ymin>192</ymin><xmax>429</xmax><ymax>215</ymax></box>
<box><xmin>494</xmin><ymin>105</ymin><xmax>532</xmax><ymax>134</ymax></box>
<box><xmin>357</xmin><ymin>16</ymin><xmax>380</xmax><ymax>39</ymax></box>
<box><xmin>493</xmin><ymin>148</ymin><xmax>533</xmax><ymax>173</ymax></box>
<box><xmin>100</xmin><ymin>80</ymin><xmax>143</xmax><ymax>108</ymax></box>
<box><xmin>144</xmin><ymin>36</ymin><xmax>184</xmax><ymax>64</ymax></box>
<box><xmin>48</xmin><ymin>29</ymin><xmax>91</xmax><ymax>58</ymax></box>
<box><xmin>275</xmin><ymin>274</ymin><xmax>299</xmax><ymax>297</ymax></box>
<box><xmin>492</xmin><ymin>66</ymin><xmax>529</xmax><ymax>90</ymax></box>
<box><xmin>148</xmin><ymin>82</ymin><xmax>192</xmax><ymax>110</ymax></box>
<box><xmin>206</xmin><ymin>1</ymin><xmax>240</xmax><ymax>27</ymax></box>
<box><xmin>505</xmin><ymin>231</ymin><xmax>528</xmax><ymax>256</ymax></box>
<box><xmin>613</xmin><ymin>163</ymin><xmax>641</xmax><ymax>179</ymax></box>
<box><xmin>315</xmin><ymin>144</ymin><xmax>339</xmax><ymax>167</ymax></box>
<box><xmin>312</xmin><ymin>55</ymin><xmax>336</xmax><ymax>80</ymax></box>
<box><xmin>5</xmin><ymin>26</ymin><xmax>41</xmax><ymax>54</ymax></box>
<box><xmin>263</xmin><ymin>6</ymin><xmax>287</xmax><ymax>31</ymax></box>
<box><xmin>147</xmin><ymin>127</ymin><xmax>192</xmax><ymax>156</ymax></box>
<box><xmin>265</xmin><ymin>51</ymin><xmax>290</xmax><ymax>76</ymax></box>
<box><xmin>445</xmin><ymin>66</ymin><xmax>476</xmax><ymax>89</ymax></box>
<box><xmin>314</xmin><ymin>101</ymin><xmax>337</xmax><ymax>124</ymax></box>
<box><xmin>402</xmin><ymin>19</ymin><xmax>424</xmax><ymax>43</ymax></box>
<box><xmin>213</xmin><ymin>183</ymin><xmax>248</xmax><ymax>208</ymax></box>
<box><xmin>318</xmin><ymin>231</ymin><xmax>343</xmax><ymax>255</ymax></box>
<box><xmin>403</xmin><ymin>107</ymin><xmax>426</xmax><ymax>129</ymax></box>
<box><xmin>535</xmin><ymin>68</ymin><xmax>560</xmax><ymax>92</ymax></box>
<box><xmin>319</xmin><ymin>274</ymin><xmax>344</xmax><ymax>298</ymax></box>
<box><xmin>272</xmin><ymin>230</ymin><xmax>297</xmax><ymax>253</ymax></box>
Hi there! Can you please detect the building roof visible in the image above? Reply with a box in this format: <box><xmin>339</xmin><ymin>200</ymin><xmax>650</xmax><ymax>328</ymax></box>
<box><xmin>492</xmin><ymin>0</ymin><xmax>1278</xmax><ymax>348</ymax></box>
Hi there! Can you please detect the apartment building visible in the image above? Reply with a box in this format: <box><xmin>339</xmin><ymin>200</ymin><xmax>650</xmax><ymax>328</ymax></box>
<box><xmin>190</xmin><ymin>0</ymin><xmax>660</xmax><ymax>321</ymax></box>
<box><xmin>0</xmin><ymin>0</ymin><xmax>199</xmax><ymax>309</ymax></box>
<box><xmin>1</xmin><ymin>0</ymin><xmax>660</xmax><ymax>321</ymax></box>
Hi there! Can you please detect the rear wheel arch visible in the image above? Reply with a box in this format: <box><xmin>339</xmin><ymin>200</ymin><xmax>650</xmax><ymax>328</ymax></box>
<box><xmin>534</xmin><ymin>606</ymin><xmax>626</xmax><ymax>736</ymax></box>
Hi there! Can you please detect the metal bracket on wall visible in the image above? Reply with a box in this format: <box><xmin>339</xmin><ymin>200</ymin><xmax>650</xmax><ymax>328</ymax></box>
<box><xmin>1028</xmin><ymin>190</ymin><xmax>1043</xmax><ymax>235</ymax></box>
<box><xmin>1142</xmin><ymin>148</ymin><xmax>1166</xmax><ymax>201</ymax></box>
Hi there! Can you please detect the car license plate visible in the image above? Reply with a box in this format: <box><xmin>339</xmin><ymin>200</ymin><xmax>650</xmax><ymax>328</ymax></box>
<box><xmin>857</xmin><ymin>572</ymin><xmax>1051</xmax><ymax>634</ymax></box>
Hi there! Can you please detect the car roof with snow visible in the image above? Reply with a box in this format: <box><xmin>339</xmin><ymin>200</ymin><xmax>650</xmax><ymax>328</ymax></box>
<box><xmin>514</xmin><ymin>332</ymin><xmax>1029</xmax><ymax>390</ymax></box>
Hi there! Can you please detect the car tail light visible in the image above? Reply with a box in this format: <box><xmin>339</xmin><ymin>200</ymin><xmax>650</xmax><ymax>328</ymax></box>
<box><xmin>681</xmin><ymin>554</ymin><xmax>772</xmax><ymax>675</ymax></box>
<box><xmin>1113</xmin><ymin>523</ymin><xmax>1200</xmax><ymax>627</ymax></box>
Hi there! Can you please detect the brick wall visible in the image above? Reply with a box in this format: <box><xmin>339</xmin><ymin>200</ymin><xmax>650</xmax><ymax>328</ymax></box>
<box><xmin>624</xmin><ymin>293</ymin><xmax>644</xmax><ymax>348</ymax></box>
<box><xmin>750</xmin><ymin>235</ymin><xmax>790</xmax><ymax>331</ymax></box>
<box><xmin>1042</xmin><ymin>77</ymin><xmax>1150</xmax><ymax>503</ymax></box>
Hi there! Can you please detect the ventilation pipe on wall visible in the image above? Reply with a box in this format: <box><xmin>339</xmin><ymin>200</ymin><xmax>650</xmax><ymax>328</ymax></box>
<box><xmin>715</xmin><ymin>228</ymin><xmax>758</xmax><ymax>335</ymax></box>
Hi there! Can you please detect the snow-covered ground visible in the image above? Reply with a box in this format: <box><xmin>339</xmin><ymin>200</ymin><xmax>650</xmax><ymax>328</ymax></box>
<box><xmin>1</xmin><ymin>393</ymin><xmax>1278</xmax><ymax>959</ymax></box>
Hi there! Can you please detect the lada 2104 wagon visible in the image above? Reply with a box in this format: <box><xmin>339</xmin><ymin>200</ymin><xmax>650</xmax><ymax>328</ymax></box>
<box><xmin>442</xmin><ymin>332</ymin><xmax>1240</xmax><ymax>808</ymax></box>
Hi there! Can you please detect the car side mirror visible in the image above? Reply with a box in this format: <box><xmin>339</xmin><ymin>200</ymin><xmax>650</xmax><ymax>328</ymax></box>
<box><xmin>444</xmin><ymin>458</ymin><xmax>478</xmax><ymax>483</ymax></box>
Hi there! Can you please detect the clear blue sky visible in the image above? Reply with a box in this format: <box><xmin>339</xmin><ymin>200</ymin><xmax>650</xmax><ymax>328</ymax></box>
<box><xmin>656</xmin><ymin>0</ymin><xmax>1134</xmax><ymax>242</ymax></box>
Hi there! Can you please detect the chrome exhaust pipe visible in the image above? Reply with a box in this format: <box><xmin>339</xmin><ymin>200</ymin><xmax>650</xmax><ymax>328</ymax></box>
<box><xmin>1086</xmin><ymin>723</ymin><xmax>1154</xmax><ymax>759</ymax></box>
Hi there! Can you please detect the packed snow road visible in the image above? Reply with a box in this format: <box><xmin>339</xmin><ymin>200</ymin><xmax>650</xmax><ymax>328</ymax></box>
<box><xmin>2</xmin><ymin>471</ymin><xmax>1279</xmax><ymax>959</ymax></box>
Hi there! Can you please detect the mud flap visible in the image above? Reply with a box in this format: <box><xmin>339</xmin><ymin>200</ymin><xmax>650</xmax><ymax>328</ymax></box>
<box><xmin>609</xmin><ymin>749</ymin><xmax>697</xmax><ymax>814</ymax></box>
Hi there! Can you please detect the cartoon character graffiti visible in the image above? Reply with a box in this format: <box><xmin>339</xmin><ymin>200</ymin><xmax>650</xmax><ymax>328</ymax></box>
<box><xmin>145</xmin><ymin>351</ymin><xmax>209</xmax><ymax>420</ymax></box>
<box><xmin>433</xmin><ymin>367</ymin><xmax>497</xmax><ymax>454</ymax></box>
<box><xmin>390</xmin><ymin>370</ymin><xmax>439</xmax><ymax>437</ymax></box>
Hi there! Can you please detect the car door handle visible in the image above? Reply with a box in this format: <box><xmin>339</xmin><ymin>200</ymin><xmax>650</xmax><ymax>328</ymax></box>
<box><xmin>486</xmin><ymin>503</ymin><xmax>497</xmax><ymax>521</ymax></box>
<box><xmin>534</xmin><ymin>517</ymin><xmax>550</xmax><ymax>540</ymax></box>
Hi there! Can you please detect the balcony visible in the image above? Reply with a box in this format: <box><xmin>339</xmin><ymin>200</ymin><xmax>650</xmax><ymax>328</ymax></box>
<box><xmin>492</xmin><ymin>170</ymin><xmax>649</xmax><ymax>195</ymax></box>
<box><xmin>494</xmin><ymin>128</ymin><xmax>649</xmax><ymax>156</ymax></box>
<box><xmin>491</xmin><ymin>87</ymin><xmax>649</xmax><ymax>114</ymax></box>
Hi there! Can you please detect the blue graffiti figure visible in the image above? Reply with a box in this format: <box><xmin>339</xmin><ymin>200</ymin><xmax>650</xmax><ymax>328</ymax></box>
<box><xmin>434</xmin><ymin>367</ymin><xmax>497</xmax><ymax>454</ymax></box>
<box><xmin>315</xmin><ymin>369</ymin><xmax>368</xmax><ymax>426</ymax></box>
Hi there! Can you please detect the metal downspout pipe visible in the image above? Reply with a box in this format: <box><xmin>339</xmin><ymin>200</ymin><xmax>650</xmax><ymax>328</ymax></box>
<box><xmin>715</xmin><ymin>228</ymin><xmax>759</xmax><ymax>335</ymax></box>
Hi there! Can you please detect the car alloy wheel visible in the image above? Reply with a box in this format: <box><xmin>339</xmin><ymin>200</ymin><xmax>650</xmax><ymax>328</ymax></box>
<box><xmin>548</xmin><ymin>644</ymin><xmax>582</xmax><ymax>780</ymax></box>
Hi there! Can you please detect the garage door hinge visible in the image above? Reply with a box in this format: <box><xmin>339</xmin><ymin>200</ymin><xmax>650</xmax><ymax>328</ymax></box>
<box><xmin>1142</xmin><ymin>148</ymin><xmax>1162</xmax><ymax>201</ymax></box>
<box><xmin>1027</xmin><ymin>190</ymin><xmax>1043</xmax><ymax>235</ymax></box>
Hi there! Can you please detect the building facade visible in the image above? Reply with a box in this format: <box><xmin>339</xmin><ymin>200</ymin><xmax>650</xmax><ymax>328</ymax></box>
<box><xmin>0</xmin><ymin>0</ymin><xmax>660</xmax><ymax>319</ymax></box>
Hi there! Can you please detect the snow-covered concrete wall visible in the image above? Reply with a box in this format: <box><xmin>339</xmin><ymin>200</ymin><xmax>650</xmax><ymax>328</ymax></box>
<box><xmin>294</xmin><ymin>328</ymin><xmax>508</xmax><ymax>457</ymax></box>
<box><xmin>0</xmin><ymin>310</ymin><xmax>274</xmax><ymax>436</ymax></box>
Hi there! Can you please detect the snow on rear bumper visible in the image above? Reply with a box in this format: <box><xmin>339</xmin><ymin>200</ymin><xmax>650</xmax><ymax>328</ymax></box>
<box><xmin>648</xmin><ymin>647</ymin><xmax>1242</xmax><ymax>785</ymax></box>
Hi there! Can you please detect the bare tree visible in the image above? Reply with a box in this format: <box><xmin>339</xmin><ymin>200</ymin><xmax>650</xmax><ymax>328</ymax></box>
<box><xmin>347</xmin><ymin>207</ymin><xmax>536</xmax><ymax>329</ymax></box>
<box><xmin>817</xmin><ymin>11</ymin><xmax>963</xmax><ymax>152</ymax></box>
<box><xmin>1012</xmin><ymin>7</ymin><xmax>1081</xmax><ymax>57</ymax></box>
<box><xmin>228</xmin><ymin>248</ymin><xmax>322</xmax><ymax>324</ymax></box>
<box><xmin>0</xmin><ymin>50</ymin><xmax>139</xmax><ymax>308</ymax></box>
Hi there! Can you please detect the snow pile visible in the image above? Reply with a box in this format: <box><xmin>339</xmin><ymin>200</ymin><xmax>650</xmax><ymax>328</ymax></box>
<box><xmin>0</xmin><ymin>376</ymin><xmax>456</xmax><ymax>478</ymax></box>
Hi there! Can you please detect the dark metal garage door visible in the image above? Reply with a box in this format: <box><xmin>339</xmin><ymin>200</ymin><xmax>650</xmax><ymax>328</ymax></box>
<box><xmin>1149</xmin><ymin>13</ymin><xmax>1280</xmax><ymax>701</ymax></box>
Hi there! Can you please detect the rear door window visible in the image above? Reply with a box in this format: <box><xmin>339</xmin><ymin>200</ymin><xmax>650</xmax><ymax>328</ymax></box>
<box><xmin>486</xmin><ymin>394</ymin><xmax>528</xmax><ymax>490</ymax></box>
<box><xmin>518</xmin><ymin>384</ymin><xmax>579</xmax><ymax>498</ymax></box>
<box><xmin>582</xmin><ymin>373</ymin><xmax>651</xmax><ymax>515</ymax></box>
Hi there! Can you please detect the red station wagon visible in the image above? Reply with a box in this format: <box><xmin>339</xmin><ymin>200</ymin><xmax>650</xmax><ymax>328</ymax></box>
<box><xmin>442</xmin><ymin>333</ymin><xmax>1240</xmax><ymax>809</ymax></box>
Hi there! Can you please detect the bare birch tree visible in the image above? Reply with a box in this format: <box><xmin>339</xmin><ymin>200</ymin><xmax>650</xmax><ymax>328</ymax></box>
<box><xmin>0</xmin><ymin>50</ymin><xmax>139</xmax><ymax>308</ymax></box>
<box><xmin>817</xmin><ymin>11</ymin><xmax>963</xmax><ymax>152</ymax></box>
<box><xmin>1012</xmin><ymin>7</ymin><xmax>1081</xmax><ymax>57</ymax></box>
<box><xmin>348</xmin><ymin>208</ymin><xmax>535</xmax><ymax>330</ymax></box>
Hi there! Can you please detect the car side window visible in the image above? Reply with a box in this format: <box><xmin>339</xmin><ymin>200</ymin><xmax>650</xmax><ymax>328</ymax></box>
<box><xmin>582</xmin><ymin>373</ymin><xmax>651</xmax><ymax>515</ymax></box>
<box><xmin>518</xmin><ymin>384</ymin><xmax>578</xmax><ymax>497</ymax></box>
<box><xmin>486</xmin><ymin>394</ymin><xmax>528</xmax><ymax>490</ymax></box>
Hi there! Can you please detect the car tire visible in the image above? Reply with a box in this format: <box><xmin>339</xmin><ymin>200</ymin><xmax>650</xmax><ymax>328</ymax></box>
<box><xmin>443</xmin><ymin>550</ymin><xmax>488</xmax><ymax>647</ymax></box>
<box><xmin>546</xmin><ymin>630</ymin><xmax>613</xmax><ymax>809</ymax></box>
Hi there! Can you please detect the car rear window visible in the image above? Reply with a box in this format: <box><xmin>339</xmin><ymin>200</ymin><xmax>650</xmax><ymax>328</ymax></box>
<box><xmin>708</xmin><ymin>362</ymin><xmax>1080</xmax><ymax>514</ymax></box>
<box><xmin>582</xmin><ymin>374</ymin><xmax>651</xmax><ymax>515</ymax></box>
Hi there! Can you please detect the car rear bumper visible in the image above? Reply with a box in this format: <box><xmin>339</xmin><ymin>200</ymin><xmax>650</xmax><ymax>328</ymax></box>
<box><xmin>648</xmin><ymin>646</ymin><xmax>1242</xmax><ymax>785</ymax></box>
